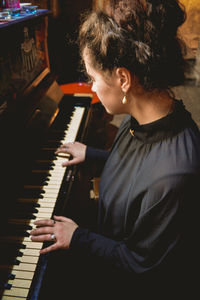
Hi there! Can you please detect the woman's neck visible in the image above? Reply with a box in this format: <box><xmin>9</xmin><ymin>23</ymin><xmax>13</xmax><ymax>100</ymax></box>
<box><xmin>128</xmin><ymin>88</ymin><xmax>174</xmax><ymax>125</ymax></box>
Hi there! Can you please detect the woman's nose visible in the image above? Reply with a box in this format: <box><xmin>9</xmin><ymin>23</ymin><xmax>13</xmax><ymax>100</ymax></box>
<box><xmin>91</xmin><ymin>82</ymin><xmax>96</xmax><ymax>93</ymax></box>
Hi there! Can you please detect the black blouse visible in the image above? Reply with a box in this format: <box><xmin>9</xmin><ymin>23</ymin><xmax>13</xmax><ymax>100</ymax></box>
<box><xmin>70</xmin><ymin>100</ymin><xmax>200</xmax><ymax>296</ymax></box>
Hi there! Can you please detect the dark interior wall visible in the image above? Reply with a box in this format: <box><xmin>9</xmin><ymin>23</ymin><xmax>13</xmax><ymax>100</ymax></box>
<box><xmin>20</xmin><ymin>0</ymin><xmax>93</xmax><ymax>83</ymax></box>
<box><xmin>47</xmin><ymin>0</ymin><xmax>93</xmax><ymax>84</ymax></box>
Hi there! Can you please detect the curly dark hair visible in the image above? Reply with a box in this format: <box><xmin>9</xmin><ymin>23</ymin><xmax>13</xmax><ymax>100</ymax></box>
<box><xmin>78</xmin><ymin>0</ymin><xmax>187</xmax><ymax>90</ymax></box>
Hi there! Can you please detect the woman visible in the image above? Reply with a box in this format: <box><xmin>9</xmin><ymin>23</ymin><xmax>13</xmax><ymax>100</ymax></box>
<box><xmin>31</xmin><ymin>0</ymin><xmax>200</xmax><ymax>298</ymax></box>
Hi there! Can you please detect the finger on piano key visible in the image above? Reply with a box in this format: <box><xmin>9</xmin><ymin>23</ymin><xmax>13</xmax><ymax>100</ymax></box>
<box><xmin>57</xmin><ymin>153</ymin><xmax>70</xmax><ymax>158</ymax></box>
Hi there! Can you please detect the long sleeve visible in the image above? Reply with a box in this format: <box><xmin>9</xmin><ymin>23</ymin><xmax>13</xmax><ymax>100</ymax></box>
<box><xmin>68</xmin><ymin>102</ymin><xmax>200</xmax><ymax>298</ymax></box>
<box><xmin>69</xmin><ymin>173</ymin><xmax>198</xmax><ymax>275</ymax></box>
<box><xmin>84</xmin><ymin>146</ymin><xmax>110</xmax><ymax>177</ymax></box>
<box><xmin>85</xmin><ymin>146</ymin><xmax>110</xmax><ymax>162</ymax></box>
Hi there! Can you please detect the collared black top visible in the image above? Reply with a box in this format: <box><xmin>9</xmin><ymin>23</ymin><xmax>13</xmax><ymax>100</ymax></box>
<box><xmin>70</xmin><ymin>100</ymin><xmax>200</xmax><ymax>298</ymax></box>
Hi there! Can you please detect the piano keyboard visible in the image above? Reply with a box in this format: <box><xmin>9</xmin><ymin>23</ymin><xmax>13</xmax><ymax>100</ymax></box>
<box><xmin>0</xmin><ymin>106</ymin><xmax>85</xmax><ymax>300</ymax></box>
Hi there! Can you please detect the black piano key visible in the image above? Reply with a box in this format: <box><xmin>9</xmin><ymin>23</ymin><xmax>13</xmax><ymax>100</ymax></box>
<box><xmin>4</xmin><ymin>283</ymin><xmax>12</xmax><ymax>290</ymax></box>
<box><xmin>15</xmin><ymin>202</ymin><xmax>39</xmax><ymax>211</ymax></box>
<box><xmin>13</xmin><ymin>202</ymin><xmax>40</xmax><ymax>211</ymax></box>
<box><xmin>2</xmin><ymin>223</ymin><xmax>32</xmax><ymax>231</ymax></box>
<box><xmin>1</xmin><ymin>230</ymin><xmax>30</xmax><ymax>238</ymax></box>
<box><xmin>9</xmin><ymin>273</ymin><xmax>15</xmax><ymax>280</ymax></box>
<box><xmin>0</xmin><ymin>257</ymin><xmax>21</xmax><ymax>265</ymax></box>
<box><xmin>8</xmin><ymin>211</ymin><xmax>37</xmax><ymax>219</ymax></box>
<box><xmin>0</xmin><ymin>273</ymin><xmax>15</xmax><ymax>281</ymax></box>
<box><xmin>0</xmin><ymin>282</ymin><xmax>12</xmax><ymax>290</ymax></box>
<box><xmin>27</xmin><ymin>173</ymin><xmax>50</xmax><ymax>181</ymax></box>
<box><xmin>36</xmin><ymin>150</ymin><xmax>57</xmax><ymax>160</ymax></box>
<box><xmin>43</xmin><ymin>141</ymin><xmax>62</xmax><ymax>148</ymax></box>
<box><xmin>19</xmin><ymin>188</ymin><xmax>44</xmax><ymax>198</ymax></box>
<box><xmin>31</xmin><ymin>161</ymin><xmax>55</xmax><ymax>171</ymax></box>
<box><xmin>1</xmin><ymin>224</ymin><xmax>32</xmax><ymax>236</ymax></box>
<box><xmin>24</xmin><ymin>178</ymin><xmax>49</xmax><ymax>186</ymax></box>
<box><xmin>10</xmin><ymin>206</ymin><xmax>38</xmax><ymax>217</ymax></box>
<box><xmin>1</xmin><ymin>242</ymin><xmax>27</xmax><ymax>253</ymax></box>
<box><xmin>0</xmin><ymin>272</ymin><xmax>15</xmax><ymax>284</ymax></box>
<box><xmin>51</xmin><ymin>118</ymin><xmax>70</xmax><ymax>129</ymax></box>
<box><xmin>18</xmin><ymin>198</ymin><xmax>41</xmax><ymax>207</ymax></box>
<box><xmin>0</xmin><ymin>250</ymin><xmax>23</xmax><ymax>263</ymax></box>
<box><xmin>47</xmin><ymin>132</ymin><xmax>66</xmax><ymax>140</ymax></box>
<box><xmin>1</xmin><ymin>242</ymin><xmax>26</xmax><ymax>251</ymax></box>
<box><xmin>1</xmin><ymin>247</ymin><xmax>23</xmax><ymax>256</ymax></box>
<box><xmin>12</xmin><ymin>259</ymin><xmax>20</xmax><ymax>265</ymax></box>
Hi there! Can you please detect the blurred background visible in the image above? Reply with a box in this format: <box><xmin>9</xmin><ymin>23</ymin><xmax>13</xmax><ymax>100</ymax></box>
<box><xmin>18</xmin><ymin>0</ymin><xmax>200</xmax><ymax>127</ymax></box>
<box><xmin>18</xmin><ymin>0</ymin><xmax>200</xmax><ymax>84</ymax></box>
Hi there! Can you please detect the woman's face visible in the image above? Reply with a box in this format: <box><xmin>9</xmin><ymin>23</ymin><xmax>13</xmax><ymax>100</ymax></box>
<box><xmin>83</xmin><ymin>48</ymin><xmax>126</xmax><ymax>115</ymax></box>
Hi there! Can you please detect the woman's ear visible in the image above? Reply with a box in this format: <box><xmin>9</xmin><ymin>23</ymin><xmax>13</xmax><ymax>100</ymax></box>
<box><xmin>116</xmin><ymin>67</ymin><xmax>132</xmax><ymax>93</ymax></box>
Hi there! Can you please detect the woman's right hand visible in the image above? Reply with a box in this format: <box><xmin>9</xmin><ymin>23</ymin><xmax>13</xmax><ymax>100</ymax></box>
<box><xmin>55</xmin><ymin>141</ymin><xmax>87</xmax><ymax>167</ymax></box>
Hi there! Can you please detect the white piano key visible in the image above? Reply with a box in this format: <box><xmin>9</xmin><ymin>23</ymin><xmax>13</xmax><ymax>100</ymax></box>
<box><xmin>33</xmin><ymin>212</ymin><xmax>52</xmax><ymax>218</ymax></box>
<box><xmin>7</xmin><ymin>278</ymin><xmax>32</xmax><ymax>289</ymax></box>
<box><xmin>12</xmin><ymin>270</ymin><xmax>35</xmax><ymax>280</ymax></box>
<box><xmin>42</xmin><ymin>195</ymin><xmax>58</xmax><ymax>199</ymax></box>
<box><xmin>21</xmin><ymin>248</ymin><xmax>40</xmax><ymax>256</ymax></box>
<box><xmin>45</xmin><ymin>179</ymin><xmax>65</xmax><ymax>183</ymax></box>
<box><xmin>16</xmin><ymin>255</ymin><xmax>39</xmax><ymax>264</ymax></box>
<box><xmin>35</xmin><ymin>207</ymin><xmax>54</xmax><ymax>213</ymax></box>
<box><xmin>2</xmin><ymin>296</ymin><xmax>27</xmax><ymax>300</ymax></box>
<box><xmin>23</xmin><ymin>241</ymin><xmax>43</xmax><ymax>249</ymax></box>
<box><xmin>13</xmin><ymin>263</ymin><xmax>36</xmax><ymax>272</ymax></box>
<box><xmin>3</xmin><ymin>287</ymin><xmax>29</xmax><ymax>297</ymax></box>
<box><xmin>37</xmin><ymin>201</ymin><xmax>55</xmax><ymax>208</ymax></box>
<box><xmin>37</xmin><ymin>200</ymin><xmax>57</xmax><ymax>205</ymax></box>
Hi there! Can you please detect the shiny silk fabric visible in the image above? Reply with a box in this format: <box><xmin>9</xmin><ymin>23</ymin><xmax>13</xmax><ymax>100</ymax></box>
<box><xmin>71</xmin><ymin>99</ymin><xmax>200</xmax><ymax>298</ymax></box>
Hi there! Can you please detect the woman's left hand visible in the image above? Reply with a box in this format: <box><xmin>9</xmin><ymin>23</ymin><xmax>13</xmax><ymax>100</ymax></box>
<box><xmin>30</xmin><ymin>215</ymin><xmax>78</xmax><ymax>254</ymax></box>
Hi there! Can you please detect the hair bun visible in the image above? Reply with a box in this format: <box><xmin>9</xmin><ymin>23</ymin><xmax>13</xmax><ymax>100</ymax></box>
<box><xmin>147</xmin><ymin>0</ymin><xmax>186</xmax><ymax>37</ymax></box>
<box><xmin>111</xmin><ymin>0</ymin><xmax>186</xmax><ymax>41</ymax></box>
<box><xmin>79</xmin><ymin>1</ymin><xmax>187</xmax><ymax>90</ymax></box>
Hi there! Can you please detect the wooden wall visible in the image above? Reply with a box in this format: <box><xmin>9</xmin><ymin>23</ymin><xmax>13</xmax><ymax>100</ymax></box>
<box><xmin>179</xmin><ymin>0</ymin><xmax>200</xmax><ymax>59</ymax></box>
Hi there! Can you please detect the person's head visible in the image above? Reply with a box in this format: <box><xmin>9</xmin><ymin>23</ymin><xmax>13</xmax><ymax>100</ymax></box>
<box><xmin>78</xmin><ymin>0</ymin><xmax>187</xmax><ymax>113</ymax></box>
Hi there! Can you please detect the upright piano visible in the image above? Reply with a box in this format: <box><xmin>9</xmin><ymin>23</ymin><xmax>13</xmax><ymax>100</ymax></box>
<box><xmin>0</xmin><ymin>8</ymin><xmax>103</xmax><ymax>299</ymax></box>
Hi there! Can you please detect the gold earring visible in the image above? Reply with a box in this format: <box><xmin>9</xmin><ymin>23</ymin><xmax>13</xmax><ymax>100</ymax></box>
<box><xmin>122</xmin><ymin>95</ymin><xmax>127</xmax><ymax>104</ymax></box>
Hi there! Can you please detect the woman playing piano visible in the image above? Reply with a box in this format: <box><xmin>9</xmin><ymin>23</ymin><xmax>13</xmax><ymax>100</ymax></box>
<box><xmin>31</xmin><ymin>0</ymin><xmax>200</xmax><ymax>298</ymax></box>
